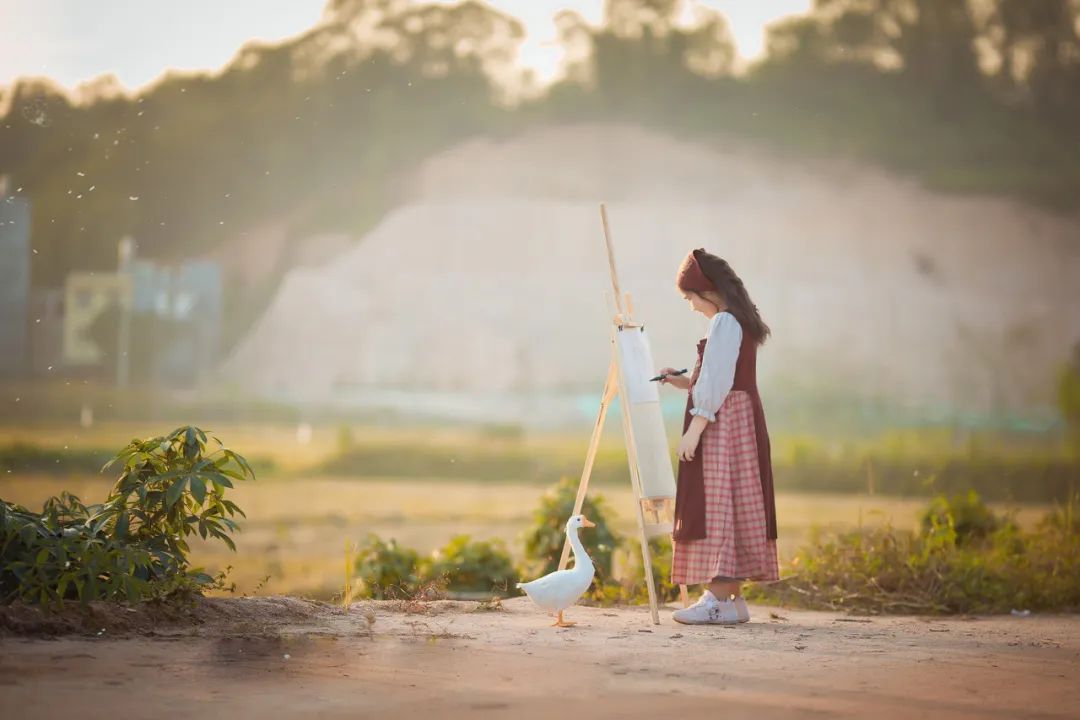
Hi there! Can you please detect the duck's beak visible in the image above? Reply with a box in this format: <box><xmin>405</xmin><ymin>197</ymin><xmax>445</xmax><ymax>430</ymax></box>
<box><xmin>581</xmin><ymin>517</ymin><xmax>596</xmax><ymax>528</ymax></box>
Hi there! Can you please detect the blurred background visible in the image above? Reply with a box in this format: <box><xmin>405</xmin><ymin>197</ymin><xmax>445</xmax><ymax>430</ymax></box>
<box><xmin>1</xmin><ymin>0</ymin><xmax>1079</xmax><ymax>598</ymax></box>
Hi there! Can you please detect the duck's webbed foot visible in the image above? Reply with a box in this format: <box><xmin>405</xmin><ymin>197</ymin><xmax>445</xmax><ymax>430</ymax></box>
<box><xmin>552</xmin><ymin>610</ymin><xmax>576</xmax><ymax>628</ymax></box>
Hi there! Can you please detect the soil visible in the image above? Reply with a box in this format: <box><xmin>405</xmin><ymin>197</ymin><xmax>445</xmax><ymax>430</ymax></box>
<box><xmin>1</xmin><ymin>596</ymin><xmax>1077</xmax><ymax>718</ymax></box>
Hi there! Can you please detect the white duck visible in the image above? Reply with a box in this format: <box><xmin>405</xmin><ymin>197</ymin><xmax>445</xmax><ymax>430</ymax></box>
<box><xmin>517</xmin><ymin>514</ymin><xmax>596</xmax><ymax>627</ymax></box>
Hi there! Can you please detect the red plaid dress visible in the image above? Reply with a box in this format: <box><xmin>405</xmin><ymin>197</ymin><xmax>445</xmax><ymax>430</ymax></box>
<box><xmin>671</xmin><ymin>390</ymin><xmax>780</xmax><ymax>584</ymax></box>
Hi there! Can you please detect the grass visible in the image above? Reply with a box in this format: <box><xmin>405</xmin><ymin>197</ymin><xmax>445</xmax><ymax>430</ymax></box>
<box><xmin>0</xmin><ymin>421</ymin><xmax>1071</xmax><ymax>601</ymax></box>
<box><xmin>749</xmin><ymin>493</ymin><xmax>1079</xmax><ymax>614</ymax></box>
<box><xmin>0</xmin><ymin>473</ymin><xmax>1053</xmax><ymax>599</ymax></box>
<box><xmin>6</xmin><ymin>421</ymin><xmax>1075</xmax><ymax>501</ymax></box>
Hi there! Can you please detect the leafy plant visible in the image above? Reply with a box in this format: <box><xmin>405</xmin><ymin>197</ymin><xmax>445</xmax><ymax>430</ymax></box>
<box><xmin>352</xmin><ymin>534</ymin><xmax>425</xmax><ymax>600</ymax></box>
<box><xmin>522</xmin><ymin>476</ymin><xmax>621</xmax><ymax>588</ymax></box>
<box><xmin>920</xmin><ymin>490</ymin><xmax>1004</xmax><ymax>546</ymax></box>
<box><xmin>619</xmin><ymin>536</ymin><xmax>681</xmax><ymax>605</ymax></box>
<box><xmin>97</xmin><ymin>426</ymin><xmax>252</xmax><ymax>560</ymax></box>
<box><xmin>0</xmin><ymin>426</ymin><xmax>254</xmax><ymax>608</ymax></box>
<box><xmin>428</xmin><ymin>535</ymin><xmax>518</xmax><ymax>595</ymax></box>
<box><xmin>351</xmin><ymin>532</ymin><xmax>519</xmax><ymax>599</ymax></box>
<box><xmin>748</xmin><ymin>492</ymin><xmax>1080</xmax><ymax>614</ymax></box>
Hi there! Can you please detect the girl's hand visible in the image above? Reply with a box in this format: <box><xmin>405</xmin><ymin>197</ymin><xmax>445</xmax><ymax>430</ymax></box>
<box><xmin>678</xmin><ymin>427</ymin><xmax>703</xmax><ymax>462</ymax></box>
<box><xmin>658</xmin><ymin>367</ymin><xmax>690</xmax><ymax>390</ymax></box>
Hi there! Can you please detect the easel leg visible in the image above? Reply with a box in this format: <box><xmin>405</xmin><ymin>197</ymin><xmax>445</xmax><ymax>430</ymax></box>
<box><xmin>615</xmin><ymin>376</ymin><xmax>662</xmax><ymax>625</ymax></box>
<box><xmin>635</xmin><ymin>509</ymin><xmax>661</xmax><ymax>625</ymax></box>
<box><xmin>559</xmin><ymin>360</ymin><xmax>619</xmax><ymax>572</ymax></box>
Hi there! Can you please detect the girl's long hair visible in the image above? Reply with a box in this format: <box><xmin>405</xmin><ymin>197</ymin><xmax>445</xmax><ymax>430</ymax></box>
<box><xmin>694</xmin><ymin>250</ymin><xmax>771</xmax><ymax>345</ymax></box>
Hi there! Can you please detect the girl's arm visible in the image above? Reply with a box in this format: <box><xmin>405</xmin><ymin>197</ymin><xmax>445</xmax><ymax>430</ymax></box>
<box><xmin>658</xmin><ymin>367</ymin><xmax>691</xmax><ymax>390</ymax></box>
<box><xmin>679</xmin><ymin>314</ymin><xmax>741</xmax><ymax>461</ymax></box>
<box><xmin>690</xmin><ymin>313</ymin><xmax>741</xmax><ymax>422</ymax></box>
<box><xmin>678</xmin><ymin>414</ymin><xmax>710</xmax><ymax>461</ymax></box>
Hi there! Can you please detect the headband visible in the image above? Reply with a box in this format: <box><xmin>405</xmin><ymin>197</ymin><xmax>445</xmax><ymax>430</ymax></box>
<box><xmin>676</xmin><ymin>249</ymin><xmax>716</xmax><ymax>294</ymax></box>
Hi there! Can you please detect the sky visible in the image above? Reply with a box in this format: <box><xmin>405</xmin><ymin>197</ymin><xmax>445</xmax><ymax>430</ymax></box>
<box><xmin>0</xmin><ymin>1</ymin><xmax>811</xmax><ymax>92</ymax></box>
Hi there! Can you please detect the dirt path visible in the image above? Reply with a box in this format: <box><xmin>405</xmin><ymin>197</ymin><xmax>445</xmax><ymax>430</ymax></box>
<box><xmin>2</xmin><ymin>597</ymin><xmax>1077</xmax><ymax>719</ymax></box>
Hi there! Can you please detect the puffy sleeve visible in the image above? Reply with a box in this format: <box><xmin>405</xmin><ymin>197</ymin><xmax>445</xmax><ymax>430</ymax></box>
<box><xmin>690</xmin><ymin>313</ymin><xmax>741</xmax><ymax>422</ymax></box>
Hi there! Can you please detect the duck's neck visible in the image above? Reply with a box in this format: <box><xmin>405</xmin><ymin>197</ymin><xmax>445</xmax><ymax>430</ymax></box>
<box><xmin>567</xmin><ymin>527</ymin><xmax>593</xmax><ymax>573</ymax></box>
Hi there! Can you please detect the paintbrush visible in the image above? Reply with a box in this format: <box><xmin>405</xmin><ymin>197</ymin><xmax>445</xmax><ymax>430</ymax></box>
<box><xmin>649</xmin><ymin>368</ymin><xmax>688</xmax><ymax>382</ymax></box>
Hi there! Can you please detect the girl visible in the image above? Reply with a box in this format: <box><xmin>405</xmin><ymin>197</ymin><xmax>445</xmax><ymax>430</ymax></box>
<box><xmin>659</xmin><ymin>248</ymin><xmax>779</xmax><ymax>625</ymax></box>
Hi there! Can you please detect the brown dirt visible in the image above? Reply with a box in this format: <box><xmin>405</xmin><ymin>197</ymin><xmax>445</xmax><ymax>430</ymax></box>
<box><xmin>1</xmin><ymin>596</ymin><xmax>1077</xmax><ymax>718</ymax></box>
<box><xmin>0</xmin><ymin>595</ymin><xmax>327</xmax><ymax>639</ymax></box>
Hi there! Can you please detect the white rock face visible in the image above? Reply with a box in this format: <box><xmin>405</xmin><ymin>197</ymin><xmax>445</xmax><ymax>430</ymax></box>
<box><xmin>222</xmin><ymin>125</ymin><xmax>1080</xmax><ymax>423</ymax></box>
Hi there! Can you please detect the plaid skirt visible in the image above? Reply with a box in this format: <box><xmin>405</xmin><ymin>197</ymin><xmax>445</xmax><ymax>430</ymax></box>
<box><xmin>671</xmin><ymin>391</ymin><xmax>779</xmax><ymax>585</ymax></box>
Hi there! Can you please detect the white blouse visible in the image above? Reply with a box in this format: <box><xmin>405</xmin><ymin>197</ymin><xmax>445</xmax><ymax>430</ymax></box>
<box><xmin>690</xmin><ymin>312</ymin><xmax>742</xmax><ymax>422</ymax></box>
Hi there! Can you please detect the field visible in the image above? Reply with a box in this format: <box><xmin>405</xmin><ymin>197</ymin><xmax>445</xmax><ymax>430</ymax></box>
<box><xmin>0</xmin><ymin>421</ymin><xmax>1057</xmax><ymax>599</ymax></box>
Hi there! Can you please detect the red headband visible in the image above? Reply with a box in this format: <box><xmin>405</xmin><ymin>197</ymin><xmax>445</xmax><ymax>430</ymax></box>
<box><xmin>676</xmin><ymin>249</ymin><xmax>715</xmax><ymax>294</ymax></box>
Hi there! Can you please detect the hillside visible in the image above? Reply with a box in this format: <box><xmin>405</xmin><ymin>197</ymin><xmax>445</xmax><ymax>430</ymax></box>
<box><xmin>222</xmin><ymin>124</ymin><xmax>1080</xmax><ymax>422</ymax></box>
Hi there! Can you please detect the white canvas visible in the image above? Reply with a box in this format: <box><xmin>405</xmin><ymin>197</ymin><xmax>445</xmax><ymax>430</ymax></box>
<box><xmin>615</xmin><ymin>328</ymin><xmax>660</xmax><ymax>404</ymax></box>
<box><xmin>616</xmin><ymin>326</ymin><xmax>677</xmax><ymax>500</ymax></box>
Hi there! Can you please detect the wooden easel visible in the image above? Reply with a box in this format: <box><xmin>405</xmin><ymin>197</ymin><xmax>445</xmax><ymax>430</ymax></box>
<box><xmin>558</xmin><ymin>204</ymin><xmax>689</xmax><ymax>625</ymax></box>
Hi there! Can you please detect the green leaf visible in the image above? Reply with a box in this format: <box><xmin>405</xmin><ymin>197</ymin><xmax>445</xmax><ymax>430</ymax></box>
<box><xmin>190</xmin><ymin>571</ymin><xmax>213</xmax><ymax>585</ymax></box>
<box><xmin>165</xmin><ymin>477</ymin><xmax>187</xmax><ymax>508</ymax></box>
<box><xmin>218</xmin><ymin>468</ymin><xmax>245</xmax><ymax>482</ymax></box>
<box><xmin>115</xmin><ymin>511</ymin><xmax>130</xmax><ymax>538</ymax></box>
<box><xmin>189</xmin><ymin>475</ymin><xmax>207</xmax><ymax>505</ymax></box>
<box><xmin>56</xmin><ymin>574</ymin><xmax>71</xmax><ymax>600</ymax></box>
<box><xmin>123</xmin><ymin>574</ymin><xmax>138</xmax><ymax>604</ymax></box>
<box><xmin>89</xmin><ymin>513</ymin><xmax>112</xmax><ymax>537</ymax></box>
<box><xmin>211</xmin><ymin>472</ymin><xmax>235</xmax><ymax>488</ymax></box>
<box><xmin>184</xmin><ymin>427</ymin><xmax>199</xmax><ymax>461</ymax></box>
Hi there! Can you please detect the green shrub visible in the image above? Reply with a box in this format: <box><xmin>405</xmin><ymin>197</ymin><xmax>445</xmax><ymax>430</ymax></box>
<box><xmin>749</xmin><ymin>492</ymin><xmax>1080</xmax><ymax>614</ymax></box>
<box><xmin>522</xmin><ymin>476</ymin><xmax>621</xmax><ymax>588</ymax></box>
<box><xmin>580</xmin><ymin>536</ymin><xmax>682</xmax><ymax>607</ymax></box>
<box><xmin>352</xmin><ymin>534</ymin><xmax>425</xmax><ymax>599</ymax></box>
<box><xmin>920</xmin><ymin>490</ymin><xmax>1004</xmax><ymax>545</ymax></box>
<box><xmin>0</xmin><ymin>426</ymin><xmax>253</xmax><ymax>608</ymax></box>
<box><xmin>621</xmin><ymin>536</ymin><xmax>681</xmax><ymax>605</ymax></box>
<box><xmin>428</xmin><ymin>535</ymin><xmax>518</xmax><ymax>595</ymax></box>
<box><xmin>351</xmin><ymin>534</ymin><xmax>518</xmax><ymax>599</ymax></box>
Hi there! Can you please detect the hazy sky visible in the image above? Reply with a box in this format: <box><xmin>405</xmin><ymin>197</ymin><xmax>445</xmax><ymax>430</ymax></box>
<box><xmin>0</xmin><ymin>1</ymin><xmax>810</xmax><ymax>91</ymax></box>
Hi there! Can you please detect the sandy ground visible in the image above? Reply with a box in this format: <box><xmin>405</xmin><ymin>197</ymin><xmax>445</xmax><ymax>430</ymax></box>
<box><xmin>1</xmin><ymin>596</ymin><xmax>1078</xmax><ymax>719</ymax></box>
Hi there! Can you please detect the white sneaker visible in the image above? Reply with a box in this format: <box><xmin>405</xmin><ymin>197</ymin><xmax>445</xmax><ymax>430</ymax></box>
<box><xmin>672</xmin><ymin>590</ymin><xmax>740</xmax><ymax>625</ymax></box>
<box><xmin>733</xmin><ymin>596</ymin><xmax>750</xmax><ymax>623</ymax></box>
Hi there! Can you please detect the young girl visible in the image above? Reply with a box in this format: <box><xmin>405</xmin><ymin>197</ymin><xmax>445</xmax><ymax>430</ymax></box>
<box><xmin>659</xmin><ymin>248</ymin><xmax>779</xmax><ymax>625</ymax></box>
